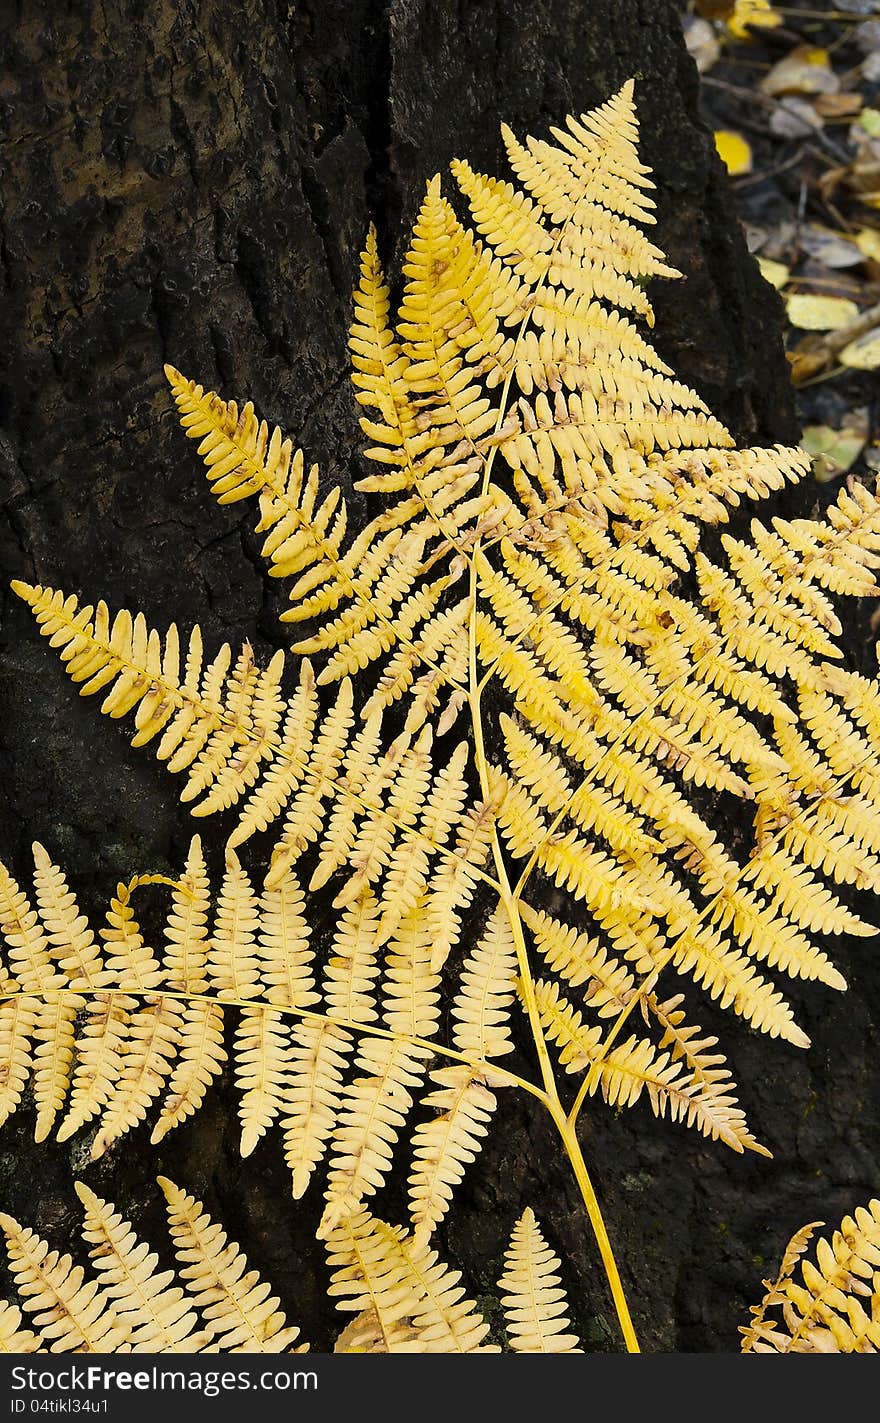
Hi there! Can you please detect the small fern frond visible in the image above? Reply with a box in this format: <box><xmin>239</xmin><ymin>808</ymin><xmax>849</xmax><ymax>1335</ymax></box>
<box><xmin>75</xmin><ymin>1182</ymin><xmax>211</xmax><ymax>1352</ymax></box>
<box><xmin>159</xmin><ymin>1177</ymin><xmax>305</xmax><ymax>1351</ymax></box>
<box><xmin>0</xmin><ymin>1212</ymin><xmax>128</xmax><ymax>1352</ymax></box>
<box><xmin>499</xmin><ymin>1208</ymin><xmax>581</xmax><ymax>1352</ymax></box>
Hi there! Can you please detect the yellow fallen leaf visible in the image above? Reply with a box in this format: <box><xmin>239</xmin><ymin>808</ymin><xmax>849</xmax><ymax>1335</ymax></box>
<box><xmin>854</xmin><ymin>228</ymin><xmax>880</xmax><ymax>263</ymax></box>
<box><xmin>726</xmin><ymin>0</ymin><xmax>781</xmax><ymax>40</ymax></box>
<box><xmin>715</xmin><ymin>130</ymin><xmax>753</xmax><ymax>176</ymax></box>
<box><xmin>760</xmin><ymin>46</ymin><xmax>839</xmax><ymax>98</ymax></box>
<box><xmin>785</xmin><ymin>294</ymin><xmax>860</xmax><ymax>330</ymax></box>
<box><xmin>839</xmin><ymin>330</ymin><xmax>880</xmax><ymax>370</ymax></box>
<box><xmin>757</xmin><ymin>257</ymin><xmax>790</xmax><ymax>289</ymax></box>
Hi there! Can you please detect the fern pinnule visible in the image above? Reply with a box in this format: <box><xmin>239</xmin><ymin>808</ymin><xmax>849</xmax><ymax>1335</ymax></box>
<box><xmin>325</xmin><ymin>1206</ymin><xmax>496</xmax><ymax>1352</ymax></box>
<box><xmin>159</xmin><ymin>1177</ymin><xmax>306</xmax><ymax>1352</ymax></box>
<box><xmin>499</xmin><ymin>1208</ymin><xmax>581</xmax><ymax>1353</ymax></box>
<box><xmin>0</xmin><ymin>1180</ymin><xmax>311</xmax><ymax>1354</ymax></box>
<box><xmin>74</xmin><ymin>1182</ymin><xmax>211</xmax><ymax>1352</ymax></box>
<box><xmin>0</xmin><ymin>1212</ymin><xmax>128</xmax><ymax>1352</ymax></box>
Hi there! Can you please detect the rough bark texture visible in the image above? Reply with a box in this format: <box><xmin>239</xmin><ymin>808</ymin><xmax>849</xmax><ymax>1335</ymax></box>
<box><xmin>1</xmin><ymin>0</ymin><xmax>877</xmax><ymax>1354</ymax></box>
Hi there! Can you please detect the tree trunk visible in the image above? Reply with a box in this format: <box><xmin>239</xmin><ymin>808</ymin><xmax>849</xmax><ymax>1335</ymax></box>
<box><xmin>3</xmin><ymin>0</ymin><xmax>873</xmax><ymax>1355</ymax></box>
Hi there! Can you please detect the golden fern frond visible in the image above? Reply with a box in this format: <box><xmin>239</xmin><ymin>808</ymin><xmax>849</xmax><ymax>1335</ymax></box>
<box><xmin>75</xmin><ymin>1183</ymin><xmax>211</xmax><ymax>1352</ymax></box>
<box><xmin>407</xmin><ymin>1065</ymin><xmax>497</xmax><ymax>1241</ymax></box>
<box><xmin>151</xmin><ymin>836</ymin><xmax>226</xmax><ymax>1144</ymax></box>
<box><xmin>0</xmin><ymin>847</ymin><xmax>86</xmax><ymax>1143</ymax></box>
<box><xmin>88</xmin><ymin>993</ymin><xmax>182</xmax><ymax>1162</ymax></box>
<box><xmin>499</xmin><ymin>1208</ymin><xmax>581</xmax><ymax>1352</ymax></box>
<box><xmin>0</xmin><ymin>1179</ymin><xmax>309</xmax><ymax>1354</ymax></box>
<box><xmin>234</xmin><ymin>867</ymin><xmax>318</xmax><ymax>1158</ymax></box>
<box><xmin>159</xmin><ymin>1177</ymin><xmax>305</xmax><ymax>1351</ymax></box>
<box><xmin>165</xmin><ymin>362</ymin><xmax>485</xmax><ymax>719</ymax></box>
<box><xmin>425</xmin><ymin>793</ymin><xmax>499</xmax><ymax>973</ymax></box>
<box><xmin>742</xmin><ymin>1200</ymin><xmax>880</xmax><ymax>1353</ymax></box>
<box><xmin>739</xmin><ymin>1219</ymin><xmax>822</xmax><ymax>1354</ymax></box>
<box><xmin>13</xmin><ymin>588</ymin><xmax>460</xmax><ymax>896</ymax></box>
<box><xmin>13</xmin><ymin>77</ymin><xmax>880</xmax><ymax>1364</ymax></box>
<box><xmin>316</xmin><ymin>901</ymin><xmax>439</xmax><ymax>1230</ymax></box>
<box><xmin>164</xmin><ymin>368</ymin><xmax>350</xmax><ymax>620</ymax></box>
<box><xmin>533</xmin><ymin>978</ymin><xmax>764</xmax><ymax>1154</ymax></box>
<box><xmin>0</xmin><ymin>847</ymin><xmax>355</xmax><ymax>1195</ymax></box>
<box><xmin>280</xmin><ymin>889</ymin><xmax>382</xmax><ymax>1200</ymax></box>
<box><xmin>10</xmin><ymin>583</ymin><xmax>288</xmax><ymax>831</ymax></box>
<box><xmin>325</xmin><ymin>1206</ymin><xmax>495</xmax><ymax>1352</ymax></box>
<box><xmin>0</xmin><ymin>1212</ymin><xmax>128</xmax><ymax>1352</ymax></box>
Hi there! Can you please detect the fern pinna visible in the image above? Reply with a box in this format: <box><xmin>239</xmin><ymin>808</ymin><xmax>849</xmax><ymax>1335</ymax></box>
<box><xmin>5</xmin><ymin>80</ymin><xmax>880</xmax><ymax>1353</ymax></box>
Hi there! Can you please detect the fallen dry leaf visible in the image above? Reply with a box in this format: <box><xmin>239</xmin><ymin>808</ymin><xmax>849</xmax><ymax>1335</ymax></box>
<box><xmin>757</xmin><ymin>257</ymin><xmax>790</xmax><ymax>288</ymax></box>
<box><xmin>798</xmin><ymin>225</ymin><xmax>865</xmax><ymax>269</ymax></box>
<box><xmin>684</xmin><ymin>16</ymin><xmax>721</xmax><ymax>73</ymax></box>
<box><xmin>786</xmin><ymin>293</ymin><xmax>860</xmax><ymax>329</ymax></box>
<box><xmin>813</xmin><ymin>93</ymin><xmax>864</xmax><ymax>121</ymax></box>
<box><xmin>839</xmin><ymin>329</ymin><xmax>880</xmax><ymax>370</ymax></box>
<box><xmin>715</xmin><ymin>130</ymin><xmax>753</xmax><ymax>175</ymax></box>
<box><xmin>770</xmin><ymin>97</ymin><xmax>823</xmax><ymax>138</ymax></box>
<box><xmin>760</xmin><ymin>46</ymin><xmax>839</xmax><ymax>99</ymax></box>
<box><xmin>726</xmin><ymin>0</ymin><xmax>782</xmax><ymax>41</ymax></box>
<box><xmin>854</xmin><ymin>20</ymin><xmax>880</xmax><ymax>54</ymax></box>
<box><xmin>801</xmin><ymin>422</ymin><xmax>867</xmax><ymax>480</ymax></box>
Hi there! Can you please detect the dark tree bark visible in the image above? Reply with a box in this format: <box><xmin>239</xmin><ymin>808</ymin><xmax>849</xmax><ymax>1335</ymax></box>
<box><xmin>1</xmin><ymin>0</ymin><xmax>877</xmax><ymax>1353</ymax></box>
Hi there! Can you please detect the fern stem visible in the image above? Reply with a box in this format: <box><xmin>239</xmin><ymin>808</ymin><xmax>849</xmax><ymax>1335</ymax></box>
<box><xmin>466</xmin><ymin>562</ymin><xmax>558</xmax><ymax>1102</ymax></box>
<box><xmin>467</xmin><ymin>392</ymin><xmax>640</xmax><ymax>1347</ymax></box>
<box><xmin>549</xmin><ymin>1101</ymin><xmax>640</xmax><ymax>1353</ymax></box>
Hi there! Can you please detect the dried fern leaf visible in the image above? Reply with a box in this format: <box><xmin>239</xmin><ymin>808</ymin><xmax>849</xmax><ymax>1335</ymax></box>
<box><xmin>0</xmin><ymin>1212</ymin><xmax>127</xmax><ymax>1352</ymax></box>
<box><xmin>0</xmin><ymin>1300</ymin><xmax>42</xmax><ymax>1353</ymax></box>
<box><xmin>89</xmin><ymin>993</ymin><xmax>182</xmax><ymax>1160</ymax></box>
<box><xmin>75</xmin><ymin>1183</ymin><xmax>211</xmax><ymax>1352</ymax></box>
<box><xmin>325</xmin><ymin>1206</ymin><xmax>495</xmax><ymax>1352</ymax></box>
<box><xmin>151</xmin><ymin>997</ymin><xmax>226</xmax><ymax>1146</ymax></box>
<box><xmin>159</xmin><ymin>1177</ymin><xmax>305</xmax><ymax>1351</ymax></box>
<box><xmin>408</xmin><ymin>1064</ymin><xmax>497</xmax><ymax>1240</ymax></box>
<box><xmin>500</xmin><ymin>1208</ymin><xmax>582</xmax><ymax>1352</ymax></box>
<box><xmin>235</xmin><ymin>1006</ymin><xmax>291</xmax><ymax>1158</ymax></box>
<box><xmin>281</xmin><ymin>890</ymin><xmax>383</xmax><ymax>1200</ymax></box>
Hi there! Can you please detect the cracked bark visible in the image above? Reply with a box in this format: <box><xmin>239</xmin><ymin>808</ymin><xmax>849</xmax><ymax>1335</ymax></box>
<box><xmin>2</xmin><ymin>0</ymin><xmax>877</xmax><ymax>1354</ymax></box>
